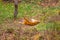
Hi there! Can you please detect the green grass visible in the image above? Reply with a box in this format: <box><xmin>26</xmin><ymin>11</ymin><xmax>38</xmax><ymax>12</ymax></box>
<box><xmin>0</xmin><ymin>1</ymin><xmax>60</xmax><ymax>40</ymax></box>
<box><xmin>0</xmin><ymin>2</ymin><xmax>60</xmax><ymax>31</ymax></box>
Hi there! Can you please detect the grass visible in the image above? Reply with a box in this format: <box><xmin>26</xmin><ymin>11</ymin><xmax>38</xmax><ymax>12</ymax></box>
<box><xmin>0</xmin><ymin>1</ymin><xmax>60</xmax><ymax>40</ymax></box>
<box><xmin>0</xmin><ymin>1</ymin><xmax>60</xmax><ymax>30</ymax></box>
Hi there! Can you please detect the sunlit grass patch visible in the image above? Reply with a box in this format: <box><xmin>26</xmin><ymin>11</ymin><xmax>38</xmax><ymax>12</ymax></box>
<box><xmin>0</xmin><ymin>1</ymin><xmax>60</xmax><ymax>30</ymax></box>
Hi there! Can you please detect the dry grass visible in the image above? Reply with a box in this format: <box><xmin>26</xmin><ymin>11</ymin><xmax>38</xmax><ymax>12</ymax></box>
<box><xmin>0</xmin><ymin>1</ymin><xmax>60</xmax><ymax>40</ymax></box>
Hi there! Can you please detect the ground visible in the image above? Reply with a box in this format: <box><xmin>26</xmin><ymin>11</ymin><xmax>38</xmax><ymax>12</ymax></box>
<box><xmin>0</xmin><ymin>1</ymin><xmax>60</xmax><ymax>40</ymax></box>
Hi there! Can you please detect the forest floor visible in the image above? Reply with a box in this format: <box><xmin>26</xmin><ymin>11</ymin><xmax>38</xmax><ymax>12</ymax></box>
<box><xmin>0</xmin><ymin>1</ymin><xmax>60</xmax><ymax>40</ymax></box>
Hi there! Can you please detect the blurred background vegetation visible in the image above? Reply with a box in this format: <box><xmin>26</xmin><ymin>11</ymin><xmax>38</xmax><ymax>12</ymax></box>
<box><xmin>0</xmin><ymin>0</ymin><xmax>60</xmax><ymax>40</ymax></box>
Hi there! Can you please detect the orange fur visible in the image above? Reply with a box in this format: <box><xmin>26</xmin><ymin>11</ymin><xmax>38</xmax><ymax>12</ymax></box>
<box><xmin>19</xmin><ymin>17</ymin><xmax>40</xmax><ymax>26</ymax></box>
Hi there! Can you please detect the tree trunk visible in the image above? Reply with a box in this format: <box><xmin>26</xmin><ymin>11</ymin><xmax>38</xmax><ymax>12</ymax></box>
<box><xmin>14</xmin><ymin>0</ymin><xmax>18</xmax><ymax>19</ymax></box>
